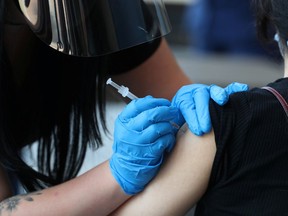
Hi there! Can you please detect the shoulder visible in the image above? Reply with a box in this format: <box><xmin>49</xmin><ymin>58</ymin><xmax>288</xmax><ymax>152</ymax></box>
<box><xmin>209</xmin><ymin>90</ymin><xmax>253</xmax><ymax>142</ymax></box>
<box><xmin>107</xmin><ymin>38</ymin><xmax>162</xmax><ymax>75</ymax></box>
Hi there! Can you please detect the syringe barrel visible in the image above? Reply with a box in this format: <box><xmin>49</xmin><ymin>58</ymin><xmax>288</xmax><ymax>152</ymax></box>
<box><xmin>126</xmin><ymin>92</ymin><xmax>138</xmax><ymax>100</ymax></box>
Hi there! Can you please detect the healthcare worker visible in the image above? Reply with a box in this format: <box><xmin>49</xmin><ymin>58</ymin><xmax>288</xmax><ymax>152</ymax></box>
<box><xmin>0</xmin><ymin>0</ymin><xmax>247</xmax><ymax>215</ymax></box>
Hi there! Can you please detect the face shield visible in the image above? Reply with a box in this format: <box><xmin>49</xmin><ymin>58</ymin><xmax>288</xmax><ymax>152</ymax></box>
<box><xmin>17</xmin><ymin>0</ymin><xmax>171</xmax><ymax>57</ymax></box>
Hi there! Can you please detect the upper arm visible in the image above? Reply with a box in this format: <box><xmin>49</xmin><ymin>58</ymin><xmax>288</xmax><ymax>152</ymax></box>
<box><xmin>112</xmin><ymin>128</ymin><xmax>216</xmax><ymax>216</ymax></box>
<box><xmin>111</xmin><ymin>39</ymin><xmax>191</xmax><ymax>100</ymax></box>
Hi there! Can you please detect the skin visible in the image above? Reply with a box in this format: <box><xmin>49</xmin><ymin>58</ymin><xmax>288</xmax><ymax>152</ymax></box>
<box><xmin>0</xmin><ymin>162</ymin><xmax>130</xmax><ymax>216</ymax></box>
<box><xmin>0</xmin><ymin>167</ymin><xmax>13</xmax><ymax>201</ymax></box>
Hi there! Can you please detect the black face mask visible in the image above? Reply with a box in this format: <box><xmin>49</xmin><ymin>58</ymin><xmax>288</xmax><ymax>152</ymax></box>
<box><xmin>14</xmin><ymin>0</ymin><xmax>171</xmax><ymax>57</ymax></box>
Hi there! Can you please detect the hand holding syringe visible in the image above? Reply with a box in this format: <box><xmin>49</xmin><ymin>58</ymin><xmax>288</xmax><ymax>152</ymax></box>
<box><xmin>106</xmin><ymin>78</ymin><xmax>182</xmax><ymax>130</ymax></box>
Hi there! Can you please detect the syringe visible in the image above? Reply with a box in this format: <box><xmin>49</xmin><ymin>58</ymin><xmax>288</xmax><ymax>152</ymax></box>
<box><xmin>106</xmin><ymin>78</ymin><xmax>181</xmax><ymax>130</ymax></box>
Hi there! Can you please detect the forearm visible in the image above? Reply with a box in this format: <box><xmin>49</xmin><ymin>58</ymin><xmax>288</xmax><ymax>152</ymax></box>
<box><xmin>0</xmin><ymin>161</ymin><xmax>130</xmax><ymax>216</ymax></box>
<box><xmin>112</xmin><ymin>39</ymin><xmax>191</xmax><ymax>100</ymax></box>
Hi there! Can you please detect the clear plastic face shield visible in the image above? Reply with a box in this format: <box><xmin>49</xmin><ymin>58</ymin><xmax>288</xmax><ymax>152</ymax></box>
<box><xmin>17</xmin><ymin>0</ymin><xmax>171</xmax><ymax>57</ymax></box>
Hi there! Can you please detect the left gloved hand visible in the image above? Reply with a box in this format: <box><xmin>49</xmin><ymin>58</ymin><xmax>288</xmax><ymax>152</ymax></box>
<box><xmin>172</xmin><ymin>82</ymin><xmax>249</xmax><ymax>136</ymax></box>
<box><xmin>110</xmin><ymin>96</ymin><xmax>179</xmax><ymax>195</ymax></box>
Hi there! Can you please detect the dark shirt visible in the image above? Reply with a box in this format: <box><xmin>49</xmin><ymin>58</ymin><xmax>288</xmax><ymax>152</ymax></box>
<box><xmin>195</xmin><ymin>78</ymin><xmax>288</xmax><ymax>215</ymax></box>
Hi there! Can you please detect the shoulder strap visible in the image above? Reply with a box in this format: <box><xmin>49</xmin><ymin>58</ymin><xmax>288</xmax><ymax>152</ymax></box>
<box><xmin>262</xmin><ymin>86</ymin><xmax>288</xmax><ymax>117</ymax></box>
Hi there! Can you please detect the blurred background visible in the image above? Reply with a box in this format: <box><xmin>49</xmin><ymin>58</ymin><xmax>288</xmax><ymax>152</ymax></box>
<box><xmin>164</xmin><ymin>0</ymin><xmax>283</xmax><ymax>87</ymax></box>
<box><xmin>24</xmin><ymin>0</ymin><xmax>284</xmax><ymax>215</ymax></box>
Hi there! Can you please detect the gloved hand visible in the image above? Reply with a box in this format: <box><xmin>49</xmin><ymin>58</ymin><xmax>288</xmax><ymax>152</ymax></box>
<box><xmin>110</xmin><ymin>96</ymin><xmax>180</xmax><ymax>195</ymax></box>
<box><xmin>172</xmin><ymin>82</ymin><xmax>249</xmax><ymax>136</ymax></box>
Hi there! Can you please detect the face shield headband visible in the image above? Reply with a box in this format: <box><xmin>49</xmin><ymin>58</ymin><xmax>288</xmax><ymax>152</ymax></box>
<box><xmin>17</xmin><ymin>0</ymin><xmax>172</xmax><ymax>57</ymax></box>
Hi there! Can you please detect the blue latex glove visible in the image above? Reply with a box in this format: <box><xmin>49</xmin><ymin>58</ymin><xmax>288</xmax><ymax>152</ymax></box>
<box><xmin>172</xmin><ymin>82</ymin><xmax>249</xmax><ymax>136</ymax></box>
<box><xmin>110</xmin><ymin>96</ymin><xmax>179</xmax><ymax>195</ymax></box>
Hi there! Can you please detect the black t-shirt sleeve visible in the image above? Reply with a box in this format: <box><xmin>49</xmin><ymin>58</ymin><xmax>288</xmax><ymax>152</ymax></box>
<box><xmin>208</xmin><ymin>92</ymin><xmax>252</xmax><ymax>185</ymax></box>
<box><xmin>196</xmin><ymin>86</ymin><xmax>288</xmax><ymax>214</ymax></box>
<box><xmin>105</xmin><ymin>38</ymin><xmax>162</xmax><ymax>75</ymax></box>
<box><xmin>195</xmin><ymin>93</ymin><xmax>252</xmax><ymax>214</ymax></box>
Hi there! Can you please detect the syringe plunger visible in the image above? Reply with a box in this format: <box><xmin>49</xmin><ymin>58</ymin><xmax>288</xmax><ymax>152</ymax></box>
<box><xmin>106</xmin><ymin>78</ymin><xmax>138</xmax><ymax>100</ymax></box>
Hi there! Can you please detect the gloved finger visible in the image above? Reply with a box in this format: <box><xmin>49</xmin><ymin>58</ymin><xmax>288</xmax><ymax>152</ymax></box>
<box><xmin>114</xmin><ymin>122</ymin><xmax>175</xmax><ymax>157</ymax></box>
<box><xmin>172</xmin><ymin>84</ymin><xmax>213</xmax><ymax>136</ymax></box>
<box><xmin>121</xmin><ymin>156</ymin><xmax>162</xmax><ymax>167</ymax></box>
<box><xmin>125</xmin><ymin>106</ymin><xmax>179</xmax><ymax>131</ymax></box>
<box><xmin>149</xmin><ymin>133</ymin><xmax>176</xmax><ymax>156</ymax></box>
<box><xmin>113</xmin><ymin>143</ymin><xmax>162</xmax><ymax>165</ymax></box>
<box><xmin>120</xmin><ymin>96</ymin><xmax>171</xmax><ymax>121</ymax></box>
<box><xmin>179</xmin><ymin>100</ymin><xmax>203</xmax><ymax>136</ymax></box>
<box><xmin>139</xmin><ymin>122</ymin><xmax>175</xmax><ymax>143</ymax></box>
<box><xmin>172</xmin><ymin>84</ymin><xmax>208</xmax><ymax>107</ymax></box>
<box><xmin>194</xmin><ymin>87</ymin><xmax>212</xmax><ymax>133</ymax></box>
<box><xmin>225</xmin><ymin>82</ymin><xmax>249</xmax><ymax>94</ymax></box>
<box><xmin>171</xmin><ymin>94</ymin><xmax>190</xmax><ymax>130</ymax></box>
<box><xmin>210</xmin><ymin>85</ymin><xmax>229</xmax><ymax>105</ymax></box>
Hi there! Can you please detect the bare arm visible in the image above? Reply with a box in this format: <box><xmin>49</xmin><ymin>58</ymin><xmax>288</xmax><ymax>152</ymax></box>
<box><xmin>0</xmin><ymin>161</ymin><xmax>130</xmax><ymax>216</ymax></box>
<box><xmin>111</xmin><ymin>128</ymin><xmax>216</xmax><ymax>216</ymax></box>
<box><xmin>111</xmin><ymin>39</ymin><xmax>191</xmax><ymax>100</ymax></box>
<box><xmin>0</xmin><ymin>166</ymin><xmax>13</xmax><ymax>201</ymax></box>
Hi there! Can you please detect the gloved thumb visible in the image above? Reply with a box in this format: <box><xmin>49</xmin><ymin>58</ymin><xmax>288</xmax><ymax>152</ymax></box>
<box><xmin>225</xmin><ymin>82</ymin><xmax>249</xmax><ymax>95</ymax></box>
<box><xmin>210</xmin><ymin>85</ymin><xmax>228</xmax><ymax>105</ymax></box>
<box><xmin>210</xmin><ymin>83</ymin><xmax>249</xmax><ymax>106</ymax></box>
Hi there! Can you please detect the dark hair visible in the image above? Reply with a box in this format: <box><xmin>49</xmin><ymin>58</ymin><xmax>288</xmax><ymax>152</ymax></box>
<box><xmin>254</xmin><ymin>0</ymin><xmax>288</xmax><ymax>43</ymax></box>
<box><xmin>0</xmin><ymin>0</ymin><xmax>109</xmax><ymax>192</ymax></box>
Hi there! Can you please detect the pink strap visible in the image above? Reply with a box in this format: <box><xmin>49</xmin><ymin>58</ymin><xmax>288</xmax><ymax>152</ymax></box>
<box><xmin>262</xmin><ymin>86</ymin><xmax>288</xmax><ymax>117</ymax></box>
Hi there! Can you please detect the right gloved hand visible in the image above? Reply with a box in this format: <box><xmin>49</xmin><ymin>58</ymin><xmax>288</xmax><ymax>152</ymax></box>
<box><xmin>110</xmin><ymin>96</ymin><xmax>179</xmax><ymax>195</ymax></box>
<box><xmin>172</xmin><ymin>82</ymin><xmax>249</xmax><ymax>136</ymax></box>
